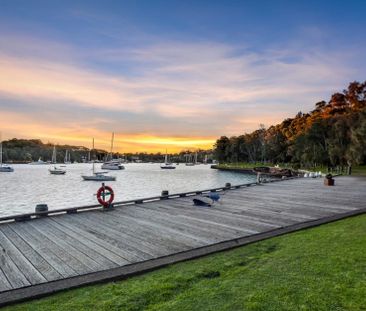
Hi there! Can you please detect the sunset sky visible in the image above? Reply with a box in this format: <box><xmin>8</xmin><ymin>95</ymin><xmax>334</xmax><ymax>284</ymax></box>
<box><xmin>0</xmin><ymin>0</ymin><xmax>365</xmax><ymax>152</ymax></box>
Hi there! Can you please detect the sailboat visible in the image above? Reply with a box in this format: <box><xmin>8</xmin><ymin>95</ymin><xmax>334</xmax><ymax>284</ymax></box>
<box><xmin>0</xmin><ymin>133</ymin><xmax>14</xmax><ymax>172</ymax></box>
<box><xmin>101</xmin><ymin>133</ymin><xmax>125</xmax><ymax>170</ymax></box>
<box><xmin>82</xmin><ymin>138</ymin><xmax>116</xmax><ymax>181</ymax></box>
<box><xmin>49</xmin><ymin>146</ymin><xmax>66</xmax><ymax>175</ymax></box>
<box><xmin>64</xmin><ymin>150</ymin><xmax>72</xmax><ymax>164</ymax></box>
<box><xmin>161</xmin><ymin>149</ymin><xmax>176</xmax><ymax>169</ymax></box>
<box><xmin>185</xmin><ymin>153</ymin><xmax>195</xmax><ymax>166</ymax></box>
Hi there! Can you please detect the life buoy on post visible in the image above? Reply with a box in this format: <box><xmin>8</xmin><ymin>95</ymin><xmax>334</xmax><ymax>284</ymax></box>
<box><xmin>97</xmin><ymin>183</ymin><xmax>114</xmax><ymax>208</ymax></box>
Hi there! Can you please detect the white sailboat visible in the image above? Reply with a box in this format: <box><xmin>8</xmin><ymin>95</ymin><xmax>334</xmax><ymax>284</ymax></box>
<box><xmin>0</xmin><ymin>133</ymin><xmax>14</xmax><ymax>172</ymax></box>
<box><xmin>101</xmin><ymin>133</ymin><xmax>125</xmax><ymax>170</ymax></box>
<box><xmin>161</xmin><ymin>149</ymin><xmax>176</xmax><ymax>169</ymax></box>
<box><xmin>185</xmin><ymin>153</ymin><xmax>195</xmax><ymax>166</ymax></box>
<box><xmin>51</xmin><ymin>145</ymin><xmax>57</xmax><ymax>164</ymax></box>
<box><xmin>64</xmin><ymin>150</ymin><xmax>72</xmax><ymax>164</ymax></box>
<box><xmin>49</xmin><ymin>146</ymin><xmax>66</xmax><ymax>175</ymax></box>
<box><xmin>82</xmin><ymin>138</ymin><xmax>116</xmax><ymax>181</ymax></box>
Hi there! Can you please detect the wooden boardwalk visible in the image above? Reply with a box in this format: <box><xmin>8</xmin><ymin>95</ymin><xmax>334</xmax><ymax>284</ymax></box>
<box><xmin>0</xmin><ymin>176</ymin><xmax>365</xmax><ymax>305</ymax></box>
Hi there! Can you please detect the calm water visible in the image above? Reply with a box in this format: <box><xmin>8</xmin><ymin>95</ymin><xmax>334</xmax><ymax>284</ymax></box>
<box><xmin>0</xmin><ymin>163</ymin><xmax>255</xmax><ymax>217</ymax></box>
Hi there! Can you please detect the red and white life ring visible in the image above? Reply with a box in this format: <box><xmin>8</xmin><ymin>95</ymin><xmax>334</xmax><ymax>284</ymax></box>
<box><xmin>96</xmin><ymin>185</ymin><xmax>114</xmax><ymax>207</ymax></box>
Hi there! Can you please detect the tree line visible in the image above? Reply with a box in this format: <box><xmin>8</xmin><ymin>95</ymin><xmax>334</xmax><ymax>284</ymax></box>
<box><xmin>214</xmin><ymin>81</ymin><xmax>366</xmax><ymax>168</ymax></box>
<box><xmin>1</xmin><ymin>139</ymin><xmax>213</xmax><ymax>163</ymax></box>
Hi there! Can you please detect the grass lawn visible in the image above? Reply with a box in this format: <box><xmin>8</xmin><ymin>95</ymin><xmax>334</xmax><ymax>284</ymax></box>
<box><xmin>4</xmin><ymin>214</ymin><xmax>366</xmax><ymax>311</ymax></box>
<box><xmin>352</xmin><ymin>165</ymin><xmax>366</xmax><ymax>177</ymax></box>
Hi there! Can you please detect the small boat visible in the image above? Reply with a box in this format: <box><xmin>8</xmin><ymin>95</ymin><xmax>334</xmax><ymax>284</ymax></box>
<box><xmin>29</xmin><ymin>157</ymin><xmax>48</xmax><ymax>165</ymax></box>
<box><xmin>161</xmin><ymin>149</ymin><xmax>176</xmax><ymax>169</ymax></box>
<box><xmin>82</xmin><ymin>171</ymin><xmax>116</xmax><ymax>181</ymax></box>
<box><xmin>101</xmin><ymin>160</ymin><xmax>125</xmax><ymax>170</ymax></box>
<box><xmin>49</xmin><ymin>166</ymin><xmax>66</xmax><ymax>175</ymax></box>
<box><xmin>0</xmin><ymin>164</ymin><xmax>14</xmax><ymax>172</ymax></box>
<box><xmin>0</xmin><ymin>134</ymin><xmax>14</xmax><ymax>172</ymax></box>
<box><xmin>82</xmin><ymin>138</ymin><xmax>116</xmax><ymax>181</ymax></box>
<box><xmin>185</xmin><ymin>153</ymin><xmax>195</xmax><ymax>166</ymax></box>
<box><xmin>101</xmin><ymin>133</ymin><xmax>125</xmax><ymax>170</ymax></box>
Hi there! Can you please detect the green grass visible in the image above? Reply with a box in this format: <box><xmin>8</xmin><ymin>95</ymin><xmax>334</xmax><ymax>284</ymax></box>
<box><xmin>352</xmin><ymin>165</ymin><xmax>366</xmax><ymax>177</ymax></box>
<box><xmin>217</xmin><ymin>162</ymin><xmax>275</xmax><ymax>169</ymax></box>
<box><xmin>4</xmin><ymin>215</ymin><xmax>366</xmax><ymax>311</ymax></box>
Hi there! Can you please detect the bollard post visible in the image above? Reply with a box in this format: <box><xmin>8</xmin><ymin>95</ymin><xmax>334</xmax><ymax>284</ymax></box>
<box><xmin>225</xmin><ymin>182</ymin><xmax>231</xmax><ymax>189</ymax></box>
<box><xmin>35</xmin><ymin>204</ymin><xmax>48</xmax><ymax>217</ymax></box>
<box><xmin>256</xmin><ymin>172</ymin><xmax>261</xmax><ymax>184</ymax></box>
<box><xmin>161</xmin><ymin>190</ymin><xmax>169</xmax><ymax>199</ymax></box>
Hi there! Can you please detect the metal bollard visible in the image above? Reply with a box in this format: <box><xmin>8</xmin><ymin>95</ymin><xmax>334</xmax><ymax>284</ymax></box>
<box><xmin>161</xmin><ymin>190</ymin><xmax>169</xmax><ymax>199</ymax></box>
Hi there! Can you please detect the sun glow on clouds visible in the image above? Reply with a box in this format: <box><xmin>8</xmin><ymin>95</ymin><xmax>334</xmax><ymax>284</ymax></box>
<box><xmin>0</xmin><ymin>33</ymin><xmax>358</xmax><ymax>151</ymax></box>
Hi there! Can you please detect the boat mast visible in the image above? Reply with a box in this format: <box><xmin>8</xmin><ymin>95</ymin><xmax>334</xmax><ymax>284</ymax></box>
<box><xmin>52</xmin><ymin>146</ymin><xmax>56</xmax><ymax>163</ymax></box>
<box><xmin>92</xmin><ymin>138</ymin><xmax>95</xmax><ymax>174</ymax></box>
<box><xmin>0</xmin><ymin>133</ymin><xmax>2</xmax><ymax>166</ymax></box>
<box><xmin>110</xmin><ymin>132</ymin><xmax>114</xmax><ymax>161</ymax></box>
<box><xmin>165</xmin><ymin>149</ymin><xmax>168</xmax><ymax>164</ymax></box>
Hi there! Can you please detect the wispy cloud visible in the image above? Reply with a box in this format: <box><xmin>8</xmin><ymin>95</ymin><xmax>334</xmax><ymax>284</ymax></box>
<box><xmin>0</xmin><ymin>31</ymin><xmax>361</xmax><ymax>150</ymax></box>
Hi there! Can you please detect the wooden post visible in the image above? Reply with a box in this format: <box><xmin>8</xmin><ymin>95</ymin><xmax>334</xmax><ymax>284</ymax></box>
<box><xmin>347</xmin><ymin>165</ymin><xmax>352</xmax><ymax>175</ymax></box>
<box><xmin>256</xmin><ymin>172</ymin><xmax>261</xmax><ymax>184</ymax></box>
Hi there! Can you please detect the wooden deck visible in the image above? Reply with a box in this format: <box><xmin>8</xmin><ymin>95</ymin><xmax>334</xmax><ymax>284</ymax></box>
<box><xmin>0</xmin><ymin>176</ymin><xmax>365</xmax><ymax>306</ymax></box>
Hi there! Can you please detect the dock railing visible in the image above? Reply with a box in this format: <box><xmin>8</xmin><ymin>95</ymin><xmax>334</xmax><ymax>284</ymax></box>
<box><xmin>0</xmin><ymin>176</ymin><xmax>299</xmax><ymax>224</ymax></box>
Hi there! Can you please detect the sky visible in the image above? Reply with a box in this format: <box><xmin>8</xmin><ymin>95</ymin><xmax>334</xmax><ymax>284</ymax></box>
<box><xmin>0</xmin><ymin>0</ymin><xmax>365</xmax><ymax>152</ymax></box>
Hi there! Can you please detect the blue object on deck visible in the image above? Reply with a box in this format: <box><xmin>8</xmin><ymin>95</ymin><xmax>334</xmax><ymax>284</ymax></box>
<box><xmin>207</xmin><ymin>192</ymin><xmax>221</xmax><ymax>202</ymax></box>
<box><xmin>193</xmin><ymin>198</ymin><xmax>212</xmax><ymax>207</ymax></box>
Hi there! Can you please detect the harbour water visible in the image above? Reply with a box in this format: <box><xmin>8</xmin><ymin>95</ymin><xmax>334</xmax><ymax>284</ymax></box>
<box><xmin>0</xmin><ymin>163</ymin><xmax>255</xmax><ymax>217</ymax></box>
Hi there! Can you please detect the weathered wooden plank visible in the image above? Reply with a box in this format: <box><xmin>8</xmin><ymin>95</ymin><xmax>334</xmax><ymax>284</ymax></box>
<box><xmin>165</xmin><ymin>199</ymin><xmax>291</xmax><ymax>227</ymax></box>
<box><xmin>22</xmin><ymin>221</ymin><xmax>97</xmax><ymax>275</ymax></box>
<box><xmin>121</xmin><ymin>205</ymin><xmax>250</xmax><ymax>240</ymax></box>
<box><xmin>0</xmin><ymin>230</ymin><xmax>46</xmax><ymax>285</ymax></box>
<box><xmin>8</xmin><ymin>223</ymin><xmax>78</xmax><ymax>278</ymax></box>
<box><xmin>0</xmin><ymin>268</ymin><xmax>12</xmax><ymax>292</ymax></box>
<box><xmin>41</xmin><ymin>219</ymin><xmax>117</xmax><ymax>269</ymax></box>
<box><xmin>90</xmin><ymin>209</ymin><xmax>199</xmax><ymax>252</ymax></box>
<box><xmin>50</xmin><ymin>217</ymin><xmax>131</xmax><ymax>266</ymax></box>
<box><xmin>0</xmin><ymin>226</ymin><xmax>62</xmax><ymax>282</ymax></box>
<box><xmin>27</xmin><ymin>220</ymin><xmax>102</xmax><ymax>272</ymax></box>
<box><xmin>143</xmin><ymin>202</ymin><xmax>275</xmax><ymax>233</ymax></box>
<box><xmin>230</xmin><ymin>189</ymin><xmax>361</xmax><ymax>212</ymax></box>
<box><xmin>0</xmin><ymin>240</ymin><xmax>30</xmax><ymax>289</ymax></box>
<box><xmin>225</xmin><ymin>193</ymin><xmax>335</xmax><ymax>218</ymax></box>
<box><xmin>76</xmin><ymin>211</ymin><xmax>170</xmax><ymax>258</ymax></box>
<box><xmin>106</xmin><ymin>209</ymin><xmax>213</xmax><ymax>246</ymax></box>
<box><xmin>54</xmin><ymin>214</ymin><xmax>152</xmax><ymax>261</ymax></box>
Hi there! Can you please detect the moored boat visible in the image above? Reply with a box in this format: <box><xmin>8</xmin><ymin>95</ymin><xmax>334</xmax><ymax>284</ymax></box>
<box><xmin>0</xmin><ymin>134</ymin><xmax>14</xmax><ymax>172</ymax></box>
<box><xmin>160</xmin><ymin>149</ymin><xmax>176</xmax><ymax>169</ymax></box>
<box><xmin>49</xmin><ymin>166</ymin><xmax>66</xmax><ymax>175</ymax></box>
<box><xmin>29</xmin><ymin>157</ymin><xmax>48</xmax><ymax>165</ymax></box>
<box><xmin>82</xmin><ymin>138</ymin><xmax>117</xmax><ymax>181</ymax></box>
